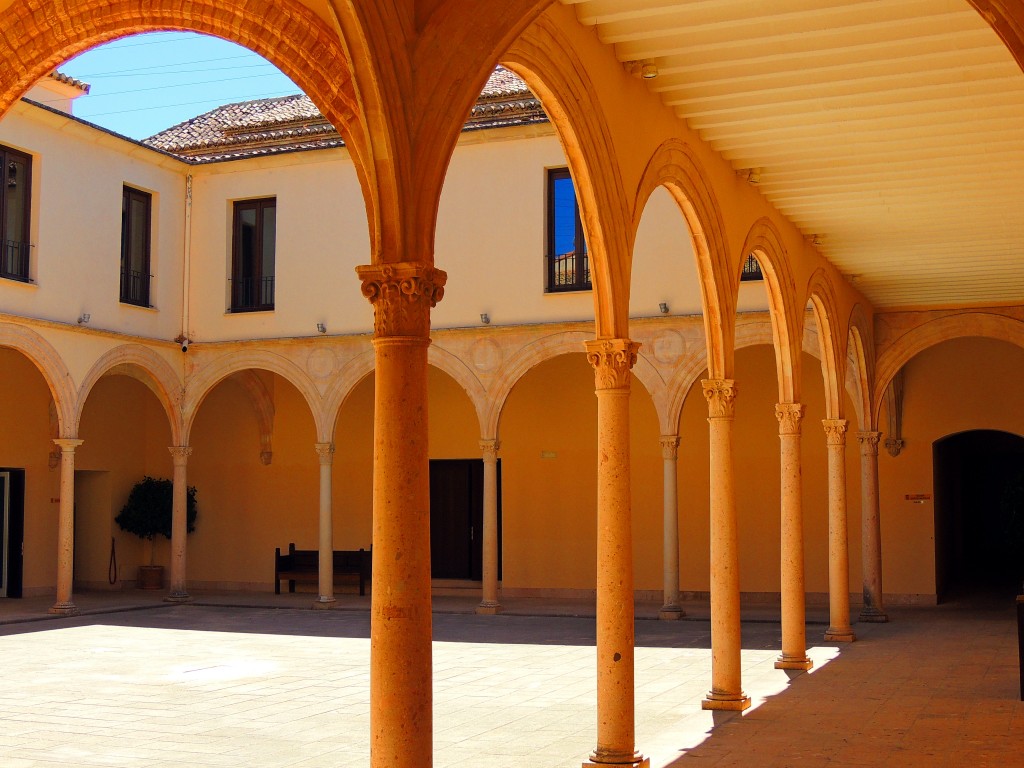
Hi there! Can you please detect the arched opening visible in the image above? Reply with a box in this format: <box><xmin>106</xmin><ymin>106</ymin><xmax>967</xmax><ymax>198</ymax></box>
<box><xmin>933</xmin><ymin>430</ymin><xmax>1024</xmax><ymax>601</ymax></box>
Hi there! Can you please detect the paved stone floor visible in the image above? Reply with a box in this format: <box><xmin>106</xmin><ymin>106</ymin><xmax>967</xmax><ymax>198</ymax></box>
<box><xmin>0</xmin><ymin>593</ymin><xmax>1020</xmax><ymax>767</ymax></box>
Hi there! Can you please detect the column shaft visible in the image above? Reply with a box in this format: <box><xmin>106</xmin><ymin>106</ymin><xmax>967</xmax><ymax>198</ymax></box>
<box><xmin>315</xmin><ymin>442</ymin><xmax>336</xmax><ymax>609</ymax></box>
<box><xmin>702</xmin><ymin>380</ymin><xmax>749</xmax><ymax>710</ymax></box>
<box><xmin>477</xmin><ymin>439</ymin><xmax>501</xmax><ymax>615</ymax></box>
<box><xmin>167</xmin><ymin>446</ymin><xmax>193</xmax><ymax>602</ymax></box>
<box><xmin>583</xmin><ymin>339</ymin><xmax>647</xmax><ymax>768</ymax></box>
<box><xmin>775</xmin><ymin>404</ymin><xmax>812</xmax><ymax>670</ymax></box>
<box><xmin>824</xmin><ymin>419</ymin><xmax>855</xmax><ymax>642</ymax></box>
<box><xmin>50</xmin><ymin>438</ymin><xmax>83</xmax><ymax>615</ymax></box>
<box><xmin>857</xmin><ymin>431</ymin><xmax>888</xmax><ymax>622</ymax></box>
<box><xmin>659</xmin><ymin>436</ymin><xmax>683</xmax><ymax>620</ymax></box>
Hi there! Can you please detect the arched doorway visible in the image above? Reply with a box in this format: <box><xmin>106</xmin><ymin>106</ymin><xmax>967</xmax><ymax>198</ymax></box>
<box><xmin>933</xmin><ymin>430</ymin><xmax>1024</xmax><ymax>600</ymax></box>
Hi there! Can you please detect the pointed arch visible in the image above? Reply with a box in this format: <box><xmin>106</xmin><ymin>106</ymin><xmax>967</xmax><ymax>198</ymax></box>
<box><xmin>846</xmin><ymin>304</ymin><xmax>875</xmax><ymax>430</ymax></box>
<box><xmin>427</xmin><ymin>344</ymin><xmax>488</xmax><ymax>437</ymax></box>
<box><xmin>0</xmin><ymin>322</ymin><xmax>76</xmax><ymax>435</ymax></box>
<box><xmin>805</xmin><ymin>268</ymin><xmax>846</xmax><ymax>420</ymax></box>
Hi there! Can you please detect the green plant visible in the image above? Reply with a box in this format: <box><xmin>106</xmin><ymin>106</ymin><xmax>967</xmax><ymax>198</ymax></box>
<box><xmin>115</xmin><ymin>476</ymin><xmax>197</xmax><ymax>542</ymax></box>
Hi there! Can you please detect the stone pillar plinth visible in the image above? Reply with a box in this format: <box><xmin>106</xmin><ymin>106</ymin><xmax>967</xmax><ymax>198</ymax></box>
<box><xmin>166</xmin><ymin>446</ymin><xmax>193</xmax><ymax>603</ymax></box>
<box><xmin>314</xmin><ymin>442</ymin><xmax>336</xmax><ymax>610</ymax></box>
<box><xmin>582</xmin><ymin>339</ymin><xmax>648</xmax><ymax>768</ymax></box>
<box><xmin>775</xmin><ymin>404</ymin><xmax>812</xmax><ymax>670</ymax></box>
<box><xmin>823</xmin><ymin>419</ymin><xmax>855</xmax><ymax>642</ymax></box>
<box><xmin>701</xmin><ymin>380</ymin><xmax>750</xmax><ymax>711</ymax></box>
<box><xmin>856</xmin><ymin>431</ymin><xmax>888</xmax><ymax>622</ymax></box>
<box><xmin>658</xmin><ymin>436</ymin><xmax>683</xmax><ymax>620</ymax></box>
<box><xmin>476</xmin><ymin>439</ymin><xmax>502</xmax><ymax>615</ymax></box>
<box><xmin>357</xmin><ymin>261</ymin><xmax>444</xmax><ymax>768</ymax></box>
<box><xmin>50</xmin><ymin>438</ymin><xmax>83</xmax><ymax>615</ymax></box>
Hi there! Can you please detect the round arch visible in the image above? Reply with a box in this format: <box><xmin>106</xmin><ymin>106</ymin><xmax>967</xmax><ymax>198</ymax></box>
<box><xmin>0</xmin><ymin>322</ymin><xmax>77</xmax><ymax>435</ymax></box>
<box><xmin>805</xmin><ymin>268</ymin><xmax>846</xmax><ymax>419</ymax></box>
<box><xmin>846</xmin><ymin>304</ymin><xmax>874</xmax><ymax>430</ymax></box>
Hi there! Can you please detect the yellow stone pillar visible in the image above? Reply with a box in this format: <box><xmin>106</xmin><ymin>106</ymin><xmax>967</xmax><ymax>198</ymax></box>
<box><xmin>775</xmin><ymin>404</ymin><xmax>812</xmax><ymax>670</ymax></box>
<box><xmin>314</xmin><ymin>442</ymin><xmax>336</xmax><ymax>610</ymax></box>
<box><xmin>166</xmin><ymin>446</ymin><xmax>193</xmax><ymax>602</ymax></box>
<box><xmin>476</xmin><ymin>439</ymin><xmax>502</xmax><ymax>615</ymax></box>
<box><xmin>701</xmin><ymin>379</ymin><xmax>750</xmax><ymax>711</ymax></box>
<box><xmin>357</xmin><ymin>261</ymin><xmax>445</xmax><ymax>768</ymax></box>
<box><xmin>658</xmin><ymin>435</ymin><xmax>684</xmax><ymax>620</ymax></box>
<box><xmin>50</xmin><ymin>438</ymin><xmax>83</xmax><ymax>615</ymax></box>
<box><xmin>582</xmin><ymin>339</ymin><xmax>649</xmax><ymax>768</ymax></box>
<box><xmin>856</xmin><ymin>431</ymin><xmax>888</xmax><ymax>623</ymax></box>
<box><xmin>823</xmin><ymin>419</ymin><xmax>856</xmax><ymax>642</ymax></box>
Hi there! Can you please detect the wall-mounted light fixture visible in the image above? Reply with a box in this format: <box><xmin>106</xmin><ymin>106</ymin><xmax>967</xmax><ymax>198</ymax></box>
<box><xmin>480</xmin><ymin>313</ymin><xmax>490</xmax><ymax>325</ymax></box>
<box><xmin>659</xmin><ymin>302</ymin><xmax>669</xmax><ymax>315</ymax></box>
<box><xmin>77</xmin><ymin>313</ymin><xmax>90</xmax><ymax>325</ymax></box>
<box><xmin>641</xmin><ymin>62</ymin><xmax>659</xmax><ymax>80</ymax></box>
<box><xmin>316</xmin><ymin>322</ymin><xmax>327</xmax><ymax>334</ymax></box>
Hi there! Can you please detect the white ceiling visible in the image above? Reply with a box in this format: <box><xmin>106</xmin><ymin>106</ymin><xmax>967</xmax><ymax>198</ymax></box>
<box><xmin>561</xmin><ymin>0</ymin><xmax>1024</xmax><ymax>309</ymax></box>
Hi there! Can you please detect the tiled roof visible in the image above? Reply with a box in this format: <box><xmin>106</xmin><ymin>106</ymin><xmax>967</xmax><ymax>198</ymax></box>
<box><xmin>50</xmin><ymin>70</ymin><xmax>90</xmax><ymax>93</ymax></box>
<box><xmin>144</xmin><ymin>66</ymin><xmax>547</xmax><ymax>164</ymax></box>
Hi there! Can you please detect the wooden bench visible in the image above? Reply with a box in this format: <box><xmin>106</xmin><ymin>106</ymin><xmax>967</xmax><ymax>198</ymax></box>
<box><xmin>274</xmin><ymin>543</ymin><xmax>371</xmax><ymax>596</ymax></box>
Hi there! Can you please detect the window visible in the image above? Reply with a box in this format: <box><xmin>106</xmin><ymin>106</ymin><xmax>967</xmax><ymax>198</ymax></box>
<box><xmin>231</xmin><ymin>197</ymin><xmax>276</xmax><ymax>312</ymax></box>
<box><xmin>120</xmin><ymin>186</ymin><xmax>152</xmax><ymax>306</ymax></box>
<box><xmin>0</xmin><ymin>144</ymin><xmax>31</xmax><ymax>282</ymax></box>
<box><xmin>546</xmin><ymin>168</ymin><xmax>590</xmax><ymax>292</ymax></box>
<box><xmin>740</xmin><ymin>253</ymin><xmax>764</xmax><ymax>282</ymax></box>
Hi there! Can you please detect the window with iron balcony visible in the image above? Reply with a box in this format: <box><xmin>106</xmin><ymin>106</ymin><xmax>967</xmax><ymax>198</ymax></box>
<box><xmin>120</xmin><ymin>185</ymin><xmax>152</xmax><ymax>307</ymax></box>
<box><xmin>1</xmin><ymin>143</ymin><xmax>32</xmax><ymax>283</ymax></box>
<box><xmin>231</xmin><ymin>197</ymin><xmax>276</xmax><ymax>312</ymax></box>
<box><xmin>546</xmin><ymin>168</ymin><xmax>590</xmax><ymax>292</ymax></box>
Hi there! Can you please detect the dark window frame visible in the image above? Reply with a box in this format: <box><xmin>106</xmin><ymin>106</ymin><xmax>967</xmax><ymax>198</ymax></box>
<box><xmin>0</xmin><ymin>143</ymin><xmax>32</xmax><ymax>283</ymax></box>
<box><xmin>230</xmin><ymin>197</ymin><xmax>276</xmax><ymax>313</ymax></box>
<box><xmin>740</xmin><ymin>252</ymin><xmax>764</xmax><ymax>282</ymax></box>
<box><xmin>546</xmin><ymin>167</ymin><xmax>591</xmax><ymax>292</ymax></box>
<box><xmin>120</xmin><ymin>185</ymin><xmax>153</xmax><ymax>307</ymax></box>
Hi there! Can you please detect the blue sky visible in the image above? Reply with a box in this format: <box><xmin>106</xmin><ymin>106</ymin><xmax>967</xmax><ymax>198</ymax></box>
<box><xmin>53</xmin><ymin>32</ymin><xmax>301</xmax><ymax>141</ymax></box>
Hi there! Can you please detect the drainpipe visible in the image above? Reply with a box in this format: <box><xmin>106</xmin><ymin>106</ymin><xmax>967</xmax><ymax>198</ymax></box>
<box><xmin>180</xmin><ymin>173</ymin><xmax>193</xmax><ymax>346</ymax></box>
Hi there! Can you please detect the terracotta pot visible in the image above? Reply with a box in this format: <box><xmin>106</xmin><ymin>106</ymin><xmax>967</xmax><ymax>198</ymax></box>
<box><xmin>137</xmin><ymin>564</ymin><xmax>164</xmax><ymax>590</ymax></box>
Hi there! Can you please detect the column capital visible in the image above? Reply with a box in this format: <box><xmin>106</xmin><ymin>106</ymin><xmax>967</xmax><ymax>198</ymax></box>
<box><xmin>702</xmin><ymin>379</ymin><xmax>737</xmax><ymax>419</ymax></box>
<box><xmin>823</xmin><ymin>419</ymin><xmax>848</xmax><ymax>446</ymax></box>
<box><xmin>659</xmin><ymin>435</ymin><xmax>679</xmax><ymax>460</ymax></box>
<box><xmin>168</xmin><ymin>446</ymin><xmax>193</xmax><ymax>465</ymax></box>
<box><xmin>355</xmin><ymin>261</ymin><xmax>446</xmax><ymax>338</ymax></box>
<box><xmin>479</xmin><ymin>439</ymin><xmax>500</xmax><ymax>459</ymax></box>
<box><xmin>584</xmin><ymin>338</ymin><xmax>640</xmax><ymax>390</ymax></box>
<box><xmin>53</xmin><ymin>438</ymin><xmax>84</xmax><ymax>453</ymax></box>
<box><xmin>314</xmin><ymin>442</ymin><xmax>335</xmax><ymax>465</ymax></box>
<box><xmin>856</xmin><ymin>431</ymin><xmax>882</xmax><ymax>456</ymax></box>
<box><xmin>775</xmin><ymin>402</ymin><xmax>805</xmax><ymax>435</ymax></box>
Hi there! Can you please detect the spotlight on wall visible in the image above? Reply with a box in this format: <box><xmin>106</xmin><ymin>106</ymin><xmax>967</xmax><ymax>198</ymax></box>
<box><xmin>316</xmin><ymin>322</ymin><xmax>327</xmax><ymax>334</ymax></box>
<box><xmin>658</xmin><ymin>302</ymin><xmax>669</xmax><ymax>315</ymax></box>
<box><xmin>77</xmin><ymin>313</ymin><xmax>90</xmax><ymax>325</ymax></box>
<box><xmin>746</xmin><ymin>168</ymin><xmax>761</xmax><ymax>185</ymax></box>
<box><xmin>641</xmin><ymin>62</ymin><xmax>659</xmax><ymax>80</ymax></box>
<box><xmin>480</xmin><ymin>313</ymin><xmax>490</xmax><ymax>325</ymax></box>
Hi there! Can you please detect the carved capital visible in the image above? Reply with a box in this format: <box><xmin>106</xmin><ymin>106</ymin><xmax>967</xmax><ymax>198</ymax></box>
<box><xmin>856</xmin><ymin>431</ymin><xmax>882</xmax><ymax>456</ymax></box>
<box><xmin>702</xmin><ymin>379</ymin><xmax>737</xmax><ymax>419</ymax></box>
<box><xmin>53</xmin><ymin>438</ymin><xmax>84</xmax><ymax>454</ymax></box>
<box><xmin>355</xmin><ymin>262</ymin><xmax>446</xmax><ymax>338</ymax></box>
<box><xmin>314</xmin><ymin>442</ymin><xmax>335</xmax><ymax>465</ymax></box>
<box><xmin>884</xmin><ymin>437</ymin><xmax>904</xmax><ymax>457</ymax></box>
<box><xmin>480</xmin><ymin>439</ymin><xmax>500</xmax><ymax>461</ymax></box>
<box><xmin>775</xmin><ymin>403</ymin><xmax>805</xmax><ymax>435</ymax></box>
<box><xmin>584</xmin><ymin>338</ymin><xmax>640</xmax><ymax>390</ymax></box>
<box><xmin>260</xmin><ymin>450</ymin><xmax>273</xmax><ymax>466</ymax></box>
<box><xmin>168</xmin><ymin>446</ymin><xmax>193</xmax><ymax>466</ymax></box>
<box><xmin>823</xmin><ymin>419</ymin><xmax>848</xmax><ymax>446</ymax></box>
<box><xmin>659</xmin><ymin>435</ymin><xmax>680</xmax><ymax>460</ymax></box>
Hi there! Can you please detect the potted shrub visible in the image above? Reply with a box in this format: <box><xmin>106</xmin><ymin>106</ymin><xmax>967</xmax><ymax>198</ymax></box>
<box><xmin>115</xmin><ymin>476</ymin><xmax>198</xmax><ymax>589</ymax></box>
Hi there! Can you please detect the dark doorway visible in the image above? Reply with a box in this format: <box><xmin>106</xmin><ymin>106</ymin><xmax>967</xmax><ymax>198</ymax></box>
<box><xmin>0</xmin><ymin>468</ymin><xmax>25</xmax><ymax>598</ymax></box>
<box><xmin>933</xmin><ymin>431</ymin><xmax>1024</xmax><ymax>601</ymax></box>
<box><xmin>429</xmin><ymin>459</ymin><xmax>501</xmax><ymax>581</ymax></box>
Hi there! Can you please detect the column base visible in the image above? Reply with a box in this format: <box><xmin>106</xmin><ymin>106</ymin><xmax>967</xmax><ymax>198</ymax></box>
<box><xmin>583</xmin><ymin>752</ymin><xmax>649</xmax><ymax>767</ymax></box>
<box><xmin>774</xmin><ymin>654</ymin><xmax>813</xmax><ymax>671</ymax></box>
<box><xmin>701</xmin><ymin>692</ymin><xmax>751</xmax><ymax>711</ymax></box>
<box><xmin>658</xmin><ymin>604</ymin><xmax>684</xmax><ymax>620</ymax></box>
<box><xmin>312</xmin><ymin>597</ymin><xmax>336</xmax><ymax>611</ymax></box>
<box><xmin>858</xmin><ymin>607</ymin><xmax>889</xmax><ymax>623</ymax></box>
<box><xmin>48</xmin><ymin>602</ymin><xmax>78</xmax><ymax>616</ymax></box>
<box><xmin>475</xmin><ymin>601</ymin><xmax>502</xmax><ymax>615</ymax></box>
<box><xmin>164</xmin><ymin>591</ymin><xmax>193</xmax><ymax>604</ymax></box>
<box><xmin>824</xmin><ymin>627</ymin><xmax>856</xmax><ymax>642</ymax></box>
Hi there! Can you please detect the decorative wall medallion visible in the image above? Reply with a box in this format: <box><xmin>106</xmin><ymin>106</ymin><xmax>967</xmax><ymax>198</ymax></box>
<box><xmin>650</xmin><ymin>329</ymin><xmax>685</xmax><ymax>365</ymax></box>
<box><xmin>471</xmin><ymin>338</ymin><xmax>502</xmax><ymax>372</ymax></box>
<box><xmin>307</xmin><ymin>347</ymin><xmax>337</xmax><ymax>379</ymax></box>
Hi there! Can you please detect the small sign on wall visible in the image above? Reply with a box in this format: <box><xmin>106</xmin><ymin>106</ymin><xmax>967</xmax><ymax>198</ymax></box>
<box><xmin>905</xmin><ymin>493</ymin><xmax>931</xmax><ymax>503</ymax></box>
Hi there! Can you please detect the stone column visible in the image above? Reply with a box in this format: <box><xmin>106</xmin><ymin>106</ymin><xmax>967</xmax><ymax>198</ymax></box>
<box><xmin>314</xmin><ymin>442</ymin><xmax>336</xmax><ymax>609</ymax></box>
<box><xmin>823</xmin><ymin>419</ymin><xmax>856</xmax><ymax>642</ymax></box>
<box><xmin>658</xmin><ymin>435</ymin><xmax>683</xmax><ymax>620</ymax></box>
<box><xmin>583</xmin><ymin>339</ymin><xmax>648</xmax><ymax>768</ymax></box>
<box><xmin>356</xmin><ymin>261</ymin><xmax>445</xmax><ymax>768</ymax></box>
<box><xmin>775</xmin><ymin>404</ymin><xmax>812</xmax><ymax>670</ymax></box>
<box><xmin>50</xmin><ymin>438</ymin><xmax>83</xmax><ymax>615</ymax></box>
<box><xmin>701</xmin><ymin>380</ymin><xmax>750</xmax><ymax>711</ymax></box>
<box><xmin>476</xmin><ymin>439</ymin><xmax>501</xmax><ymax>615</ymax></box>
<box><xmin>166</xmin><ymin>446</ymin><xmax>193</xmax><ymax>602</ymax></box>
<box><xmin>857</xmin><ymin>431</ymin><xmax>888</xmax><ymax>622</ymax></box>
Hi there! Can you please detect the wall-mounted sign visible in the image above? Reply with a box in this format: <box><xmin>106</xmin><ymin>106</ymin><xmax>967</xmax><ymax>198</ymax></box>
<box><xmin>905</xmin><ymin>493</ymin><xmax>931</xmax><ymax>502</ymax></box>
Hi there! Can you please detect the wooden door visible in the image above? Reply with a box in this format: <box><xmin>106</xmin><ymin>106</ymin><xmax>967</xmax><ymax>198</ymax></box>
<box><xmin>0</xmin><ymin>468</ymin><xmax>24</xmax><ymax>598</ymax></box>
<box><xmin>429</xmin><ymin>459</ymin><xmax>501</xmax><ymax>581</ymax></box>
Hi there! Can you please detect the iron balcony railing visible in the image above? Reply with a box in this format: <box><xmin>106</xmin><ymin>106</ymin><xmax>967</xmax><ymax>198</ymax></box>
<box><xmin>120</xmin><ymin>268</ymin><xmax>151</xmax><ymax>307</ymax></box>
<box><xmin>547</xmin><ymin>250</ymin><xmax>591</xmax><ymax>292</ymax></box>
<box><xmin>0</xmin><ymin>239</ymin><xmax>30</xmax><ymax>282</ymax></box>
<box><xmin>231</xmin><ymin>275</ymin><xmax>275</xmax><ymax>312</ymax></box>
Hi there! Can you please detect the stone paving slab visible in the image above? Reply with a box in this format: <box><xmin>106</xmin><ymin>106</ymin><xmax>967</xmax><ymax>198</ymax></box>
<box><xmin>0</xmin><ymin>597</ymin><xmax>1019</xmax><ymax>767</ymax></box>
